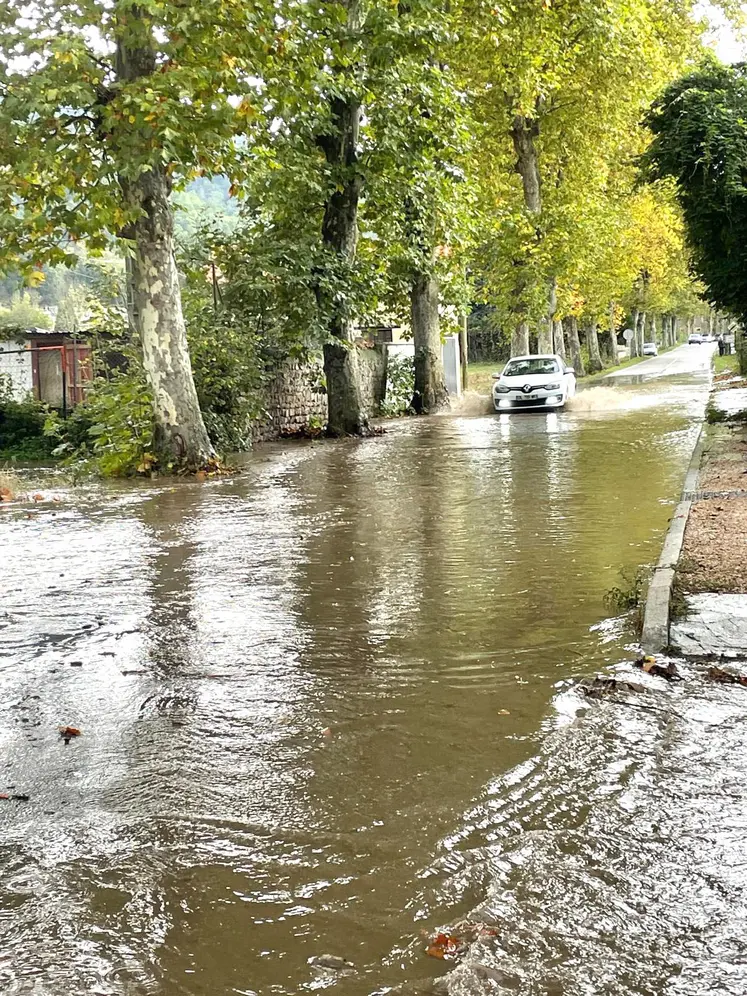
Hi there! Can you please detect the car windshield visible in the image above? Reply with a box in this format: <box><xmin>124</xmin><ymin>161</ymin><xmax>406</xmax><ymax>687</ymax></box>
<box><xmin>503</xmin><ymin>358</ymin><xmax>560</xmax><ymax>377</ymax></box>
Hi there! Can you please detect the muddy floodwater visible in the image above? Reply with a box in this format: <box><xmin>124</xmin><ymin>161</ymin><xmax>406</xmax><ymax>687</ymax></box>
<box><xmin>2</xmin><ymin>354</ymin><xmax>734</xmax><ymax>995</ymax></box>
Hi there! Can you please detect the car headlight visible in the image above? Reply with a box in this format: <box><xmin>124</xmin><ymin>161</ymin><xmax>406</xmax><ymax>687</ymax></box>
<box><xmin>495</xmin><ymin>384</ymin><xmax>510</xmax><ymax>394</ymax></box>
<box><xmin>544</xmin><ymin>382</ymin><xmax>561</xmax><ymax>390</ymax></box>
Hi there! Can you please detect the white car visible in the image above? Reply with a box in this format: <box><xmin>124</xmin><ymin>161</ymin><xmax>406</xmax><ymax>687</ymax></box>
<box><xmin>688</xmin><ymin>333</ymin><xmax>703</xmax><ymax>344</ymax></box>
<box><xmin>492</xmin><ymin>354</ymin><xmax>577</xmax><ymax>412</ymax></box>
<box><xmin>642</xmin><ymin>342</ymin><xmax>658</xmax><ymax>356</ymax></box>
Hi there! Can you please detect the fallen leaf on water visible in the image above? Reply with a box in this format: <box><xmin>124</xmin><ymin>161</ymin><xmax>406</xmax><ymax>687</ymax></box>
<box><xmin>32</xmin><ymin>493</ymin><xmax>44</xmax><ymax>502</ymax></box>
<box><xmin>0</xmin><ymin>488</ymin><xmax>13</xmax><ymax>502</ymax></box>
<box><xmin>497</xmin><ymin>709</ymin><xmax>511</xmax><ymax>716</ymax></box>
<box><xmin>59</xmin><ymin>726</ymin><xmax>81</xmax><ymax>738</ymax></box>
<box><xmin>641</xmin><ymin>656</ymin><xmax>657</xmax><ymax>673</ymax></box>
<box><xmin>321</xmin><ymin>727</ymin><xmax>333</xmax><ymax>737</ymax></box>
<box><xmin>424</xmin><ymin>933</ymin><xmax>464</xmax><ymax>961</ymax></box>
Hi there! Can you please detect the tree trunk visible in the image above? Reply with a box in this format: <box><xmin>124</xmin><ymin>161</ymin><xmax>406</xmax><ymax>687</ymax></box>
<box><xmin>536</xmin><ymin>278</ymin><xmax>556</xmax><ymax>354</ymax></box>
<box><xmin>410</xmin><ymin>271</ymin><xmax>448</xmax><ymax>413</ymax></box>
<box><xmin>459</xmin><ymin>313</ymin><xmax>468</xmax><ymax>391</ymax></box>
<box><xmin>116</xmin><ymin>31</ymin><xmax>213</xmax><ymax>470</ymax></box>
<box><xmin>585</xmin><ymin>319</ymin><xmax>603</xmax><ymax>373</ymax></box>
<box><xmin>648</xmin><ymin>314</ymin><xmax>656</xmax><ymax>344</ymax></box>
<box><xmin>511</xmin><ymin>114</ymin><xmax>542</xmax><ymax>213</ymax></box>
<box><xmin>510</xmin><ymin>112</ymin><xmax>541</xmax><ymax>357</ymax></box>
<box><xmin>565</xmin><ymin>316</ymin><xmax>585</xmax><ymax>376</ymax></box>
<box><xmin>511</xmin><ymin>321</ymin><xmax>530</xmax><ymax>356</ymax></box>
<box><xmin>317</xmin><ymin>0</ymin><xmax>368</xmax><ymax>436</ymax></box>
<box><xmin>553</xmin><ymin>319</ymin><xmax>567</xmax><ymax>363</ymax></box>
<box><xmin>630</xmin><ymin>309</ymin><xmax>640</xmax><ymax>357</ymax></box>
<box><xmin>637</xmin><ymin>311</ymin><xmax>646</xmax><ymax>355</ymax></box>
<box><xmin>608</xmin><ymin>300</ymin><xmax>618</xmax><ymax>364</ymax></box>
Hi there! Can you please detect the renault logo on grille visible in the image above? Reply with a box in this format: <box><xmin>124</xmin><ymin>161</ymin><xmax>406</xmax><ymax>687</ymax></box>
<box><xmin>523</xmin><ymin>384</ymin><xmax>532</xmax><ymax>394</ymax></box>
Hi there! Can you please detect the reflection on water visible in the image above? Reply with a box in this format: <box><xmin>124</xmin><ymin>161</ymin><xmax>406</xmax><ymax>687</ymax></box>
<box><xmin>0</xmin><ymin>374</ymin><xmax>711</xmax><ymax>995</ymax></box>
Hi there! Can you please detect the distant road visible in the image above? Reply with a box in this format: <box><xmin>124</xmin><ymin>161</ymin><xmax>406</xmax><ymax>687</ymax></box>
<box><xmin>605</xmin><ymin>342</ymin><xmax>716</xmax><ymax>380</ymax></box>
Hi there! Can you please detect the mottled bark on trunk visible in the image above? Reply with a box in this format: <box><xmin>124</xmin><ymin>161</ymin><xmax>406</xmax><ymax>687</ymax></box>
<box><xmin>323</xmin><ymin>342</ymin><xmax>369</xmax><ymax>435</ymax></box>
<box><xmin>459</xmin><ymin>314</ymin><xmax>468</xmax><ymax>391</ymax></box>
<box><xmin>630</xmin><ymin>310</ymin><xmax>640</xmax><ymax>357</ymax></box>
<box><xmin>511</xmin><ymin>114</ymin><xmax>542</xmax><ymax>213</ymax></box>
<box><xmin>511</xmin><ymin>321</ymin><xmax>530</xmax><ymax>357</ymax></box>
<box><xmin>410</xmin><ymin>271</ymin><xmax>448</xmax><ymax>414</ymax></box>
<box><xmin>537</xmin><ymin>320</ymin><xmax>553</xmax><ymax>355</ymax></box>
<box><xmin>317</xmin><ymin>0</ymin><xmax>368</xmax><ymax>436</ymax></box>
<box><xmin>648</xmin><ymin>315</ymin><xmax>657</xmax><ymax>344</ymax></box>
<box><xmin>553</xmin><ymin>319</ymin><xmax>567</xmax><ymax>363</ymax></box>
<box><xmin>509</xmin><ymin>113</ymin><xmax>541</xmax><ymax>357</ymax></box>
<box><xmin>565</xmin><ymin>316</ymin><xmax>585</xmax><ymax>376</ymax></box>
<box><xmin>637</xmin><ymin>311</ymin><xmax>646</xmax><ymax>355</ymax></box>
<box><xmin>117</xmin><ymin>29</ymin><xmax>213</xmax><ymax>470</ymax></box>
<box><xmin>585</xmin><ymin>319</ymin><xmax>603</xmax><ymax>373</ymax></box>
<box><xmin>537</xmin><ymin>278</ymin><xmax>555</xmax><ymax>354</ymax></box>
<box><xmin>608</xmin><ymin>300</ymin><xmax>618</xmax><ymax>363</ymax></box>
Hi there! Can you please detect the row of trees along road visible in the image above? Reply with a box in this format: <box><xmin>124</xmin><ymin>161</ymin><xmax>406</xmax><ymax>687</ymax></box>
<box><xmin>0</xmin><ymin>1</ymin><xmax>739</xmax><ymax>470</ymax></box>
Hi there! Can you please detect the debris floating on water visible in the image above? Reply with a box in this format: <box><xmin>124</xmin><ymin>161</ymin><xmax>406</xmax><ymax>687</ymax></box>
<box><xmin>634</xmin><ymin>657</ymin><xmax>683</xmax><ymax>682</ymax></box>
<box><xmin>59</xmin><ymin>726</ymin><xmax>82</xmax><ymax>744</ymax></box>
<box><xmin>580</xmin><ymin>676</ymin><xmax>645</xmax><ymax>699</ymax></box>
<box><xmin>708</xmin><ymin>665</ymin><xmax>747</xmax><ymax>687</ymax></box>
<box><xmin>308</xmin><ymin>954</ymin><xmax>356</xmax><ymax>974</ymax></box>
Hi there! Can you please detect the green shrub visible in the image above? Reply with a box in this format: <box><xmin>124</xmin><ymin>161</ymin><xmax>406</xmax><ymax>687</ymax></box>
<box><xmin>381</xmin><ymin>354</ymin><xmax>414</xmax><ymax>417</ymax></box>
<box><xmin>186</xmin><ymin>305</ymin><xmax>264</xmax><ymax>452</ymax></box>
<box><xmin>45</xmin><ymin>365</ymin><xmax>156</xmax><ymax>477</ymax></box>
<box><xmin>0</xmin><ymin>378</ymin><xmax>56</xmax><ymax>461</ymax></box>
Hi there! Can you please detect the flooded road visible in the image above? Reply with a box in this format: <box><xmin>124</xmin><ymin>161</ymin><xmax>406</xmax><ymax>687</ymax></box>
<box><xmin>0</xmin><ymin>348</ymin><xmax>724</xmax><ymax>995</ymax></box>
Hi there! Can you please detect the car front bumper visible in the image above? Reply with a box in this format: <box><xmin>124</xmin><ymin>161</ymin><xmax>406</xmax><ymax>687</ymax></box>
<box><xmin>493</xmin><ymin>393</ymin><xmax>566</xmax><ymax>411</ymax></box>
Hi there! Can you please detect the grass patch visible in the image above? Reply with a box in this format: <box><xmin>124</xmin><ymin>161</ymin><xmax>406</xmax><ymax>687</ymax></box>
<box><xmin>0</xmin><ymin>467</ymin><xmax>20</xmax><ymax>500</ymax></box>
<box><xmin>467</xmin><ymin>361</ymin><xmax>502</xmax><ymax>395</ymax></box>
<box><xmin>713</xmin><ymin>353</ymin><xmax>740</xmax><ymax>377</ymax></box>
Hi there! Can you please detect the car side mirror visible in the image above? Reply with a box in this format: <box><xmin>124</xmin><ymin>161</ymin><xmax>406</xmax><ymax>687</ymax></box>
<box><xmin>492</xmin><ymin>373</ymin><xmax>501</xmax><ymax>380</ymax></box>
<box><xmin>564</xmin><ymin>366</ymin><xmax>575</xmax><ymax>375</ymax></box>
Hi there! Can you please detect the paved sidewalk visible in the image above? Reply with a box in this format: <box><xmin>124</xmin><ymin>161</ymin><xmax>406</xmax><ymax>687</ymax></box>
<box><xmin>671</xmin><ymin>380</ymin><xmax>747</xmax><ymax>656</ymax></box>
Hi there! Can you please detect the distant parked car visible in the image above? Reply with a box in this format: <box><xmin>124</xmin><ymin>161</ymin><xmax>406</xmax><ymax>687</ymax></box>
<box><xmin>642</xmin><ymin>342</ymin><xmax>658</xmax><ymax>356</ymax></box>
<box><xmin>688</xmin><ymin>332</ymin><xmax>703</xmax><ymax>344</ymax></box>
<box><xmin>492</xmin><ymin>354</ymin><xmax>576</xmax><ymax>412</ymax></box>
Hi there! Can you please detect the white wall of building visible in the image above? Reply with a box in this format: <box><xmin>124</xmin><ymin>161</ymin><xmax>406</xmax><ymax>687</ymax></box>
<box><xmin>0</xmin><ymin>342</ymin><xmax>33</xmax><ymax>400</ymax></box>
<box><xmin>387</xmin><ymin>337</ymin><xmax>463</xmax><ymax>399</ymax></box>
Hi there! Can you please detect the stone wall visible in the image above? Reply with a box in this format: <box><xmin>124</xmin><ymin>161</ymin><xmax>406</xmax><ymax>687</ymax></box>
<box><xmin>251</xmin><ymin>357</ymin><xmax>327</xmax><ymax>443</ymax></box>
<box><xmin>250</xmin><ymin>344</ymin><xmax>388</xmax><ymax>443</ymax></box>
<box><xmin>357</xmin><ymin>344</ymin><xmax>388</xmax><ymax>416</ymax></box>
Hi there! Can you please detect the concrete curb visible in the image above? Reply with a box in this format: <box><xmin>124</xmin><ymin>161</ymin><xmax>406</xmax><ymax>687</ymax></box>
<box><xmin>640</xmin><ymin>425</ymin><xmax>707</xmax><ymax>653</ymax></box>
